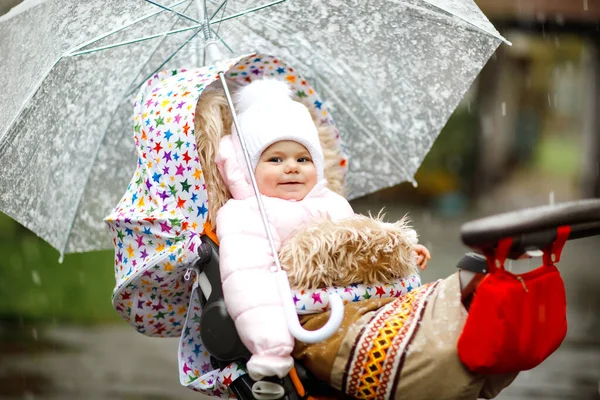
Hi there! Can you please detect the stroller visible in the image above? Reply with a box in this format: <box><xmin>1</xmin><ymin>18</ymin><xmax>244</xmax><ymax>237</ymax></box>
<box><xmin>105</xmin><ymin>53</ymin><xmax>600</xmax><ymax>399</ymax></box>
<box><xmin>196</xmin><ymin>199</ymin><xmax>600</xmax><ymax>400</ymax></box>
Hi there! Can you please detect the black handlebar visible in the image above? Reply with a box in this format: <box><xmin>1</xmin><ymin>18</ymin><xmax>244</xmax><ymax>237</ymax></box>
<box><xmin>461</xmin><ymin>199</ymin><xmax>600</xmax><ymax>256</ymax></box>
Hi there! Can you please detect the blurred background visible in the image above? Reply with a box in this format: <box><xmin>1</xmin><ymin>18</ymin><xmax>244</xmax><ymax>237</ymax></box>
<box><xmin>1</xmin><ymin>0</ymin><xmax>599</xmax><ymax>399</ymax></box>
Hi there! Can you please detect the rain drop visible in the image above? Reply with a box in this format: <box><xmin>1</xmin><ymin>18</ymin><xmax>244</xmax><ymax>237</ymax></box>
<box><xmin>549</xmin><ymin>191</ymin><xmax>555</xmax><ymax>205</ymax></box>
<box><xmin>535</xmin><ymin>12</ymin><xmax>546</xmax><ymax>23</ymax></box>
<box><xmin>32</xmin><ymin>270</ymin><xmax>41</xmax><ymax>286</ymax></box>
<box><xmin>584</xmin><ymin>0</ymin><xmax>589</xmax><ymax>11</ymax></box>
<box><xmin>555</xmin><ymin>14</ymin><xmax>565</xmax><ymax>26</ymax></box>
<box><xmin>426</xmin><ymin>241</ymin><xmax>433</xmax><ymax>254</ymax></box>
<box><xmin>422</xmin><ymin>210</ymin><xmax>432</xmax><ymax>225</ymax></box>
<box><xmin>32</xmin><ymin>328</ymin><xmax>38</xmax><ymax>341</ymax></box>
<box><xmin>501</xmin><ymin>102</ymin><xmax>506</xmax><ymax>116</ymax></box>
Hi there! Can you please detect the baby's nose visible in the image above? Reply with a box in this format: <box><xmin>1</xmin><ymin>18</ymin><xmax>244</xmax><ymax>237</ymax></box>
<box><xmin>285</xmin><ymin>161</ymin><xmax>299</xmax><ymax>173</ymax></box>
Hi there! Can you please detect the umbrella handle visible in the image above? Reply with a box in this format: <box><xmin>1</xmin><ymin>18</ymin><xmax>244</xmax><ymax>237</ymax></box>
<box><xmin>275</xmin><ymin>271</ymin><xmax>344</xmax><ymax>344</ymax></box>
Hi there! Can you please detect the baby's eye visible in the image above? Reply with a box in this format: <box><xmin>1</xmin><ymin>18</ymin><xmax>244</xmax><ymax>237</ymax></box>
<box><xmin>298</xmin><ymin>157</ymin><xmax>312</xmax><ymax>163</ymax></box>
<box><xmin>268</xmin><ymin>157</ymin><xmax>282</xmax><ymax>163</ymax></box>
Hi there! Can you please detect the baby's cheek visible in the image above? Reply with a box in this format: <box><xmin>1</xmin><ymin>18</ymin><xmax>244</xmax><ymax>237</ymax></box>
<box><xmin>256</xmin><ymin>170</ymin><xmax>279</xmax><ymax>196</ymax></box>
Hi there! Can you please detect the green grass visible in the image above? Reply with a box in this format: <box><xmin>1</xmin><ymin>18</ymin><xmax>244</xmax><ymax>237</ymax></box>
<box><xmin>0</xmin><ymin>213</ymin><xmax>120</xmax><ymax>324</ymax></box>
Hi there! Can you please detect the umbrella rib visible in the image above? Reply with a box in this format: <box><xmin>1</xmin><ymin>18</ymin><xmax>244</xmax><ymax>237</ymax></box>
<box><xmin>124</xmin><ymin>0</ymin><xmax>197</xmax><ymax>95</ymax></box>
<box><xmin>124</xmin><ymin>28</ymin><xmax>204</xmax><ymax>98</ymax></box>
<box><xmin>198</xmin><ymin>2</ymin><xmax>412</xmax><ymax>180</ymax></box>
<box><xmin>215</xmin><ymin>8</ymin><xmax>407</xmax><ymax>169</ymax></box>
<box><xmin>209</xmin><ymin>0</ymin><xmax>228</xmax><ymax>21</ymax></box>
<box><xmin>61</xmin><ymin>1</ymin><xmax>201</xmax><ymax>255</ymax></box>
<box><xmin>145</xmin><ymin>0</ymin><xmax>200</xmax><ymax>23</ymax></box>
<box><xmin>0</xmin><ymin>56</ymin><xmax>64</xmax><ymax>144</ymax></box>
<box><xmin>209</xmin><ymin>0</ymin><xmax>286</xmax><ymax>24</ymax></box>
<box><xmin>211</xmin><ymin>27</ymin><xmax>235</xmax><ymax>53</ymax></box>
<box><xmin>58</xmin><ymin>97</ymin><xmax>130</xmax><ymax>258</ymax></box>
<box><xmin>212</xmin><ymin>0</ymin><xmax>229</xmax><ymax>37</ymax></box>
<box><xmin>422</xmin><ymin>0</ymin><xmax>511</xmax><ymax>45</ymax></box>
<box><xmin>68</xmin><ymin>24</ymin><xmax>203</xmax><ymax>57</ymax></box>
<box><xmin>67</xmin><ymin>0</ymin><xmax>188</xmax><ymax>55</ymax></box>
<box><xmin>399</xmin><ymin>0</ymin><xmax>511</xmax><ymax>45</ymax></box>
<box><xmin>68</xmin><ymin>1</ymin><xmax>284</xmax><ymax>57</ymax></box>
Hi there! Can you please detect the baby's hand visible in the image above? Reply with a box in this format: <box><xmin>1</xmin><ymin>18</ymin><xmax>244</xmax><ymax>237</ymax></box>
<box><xmin>413</xmin><ymin>244</ymin><xmax>431</xmax><ymax>270</ymax></box>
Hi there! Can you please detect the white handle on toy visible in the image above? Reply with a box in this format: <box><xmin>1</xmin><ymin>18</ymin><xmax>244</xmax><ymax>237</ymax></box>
<box><xmin>276</xmin><ymin>271</ymin><xmax>344</xmax><ymax>343</ymax></box>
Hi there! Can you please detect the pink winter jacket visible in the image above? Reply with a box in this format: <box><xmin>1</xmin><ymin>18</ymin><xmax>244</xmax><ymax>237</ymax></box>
<box><xmin>215</xmin><ymin>135</ymin><xmax>353</xmax><ymax>379</ymax></box>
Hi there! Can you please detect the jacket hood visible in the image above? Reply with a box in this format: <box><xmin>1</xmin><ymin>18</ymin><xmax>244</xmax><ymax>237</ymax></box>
<box><xmin>195</xmin><ymin>54</ymin><xmax>348</xmax><ymax>230</ymax></box>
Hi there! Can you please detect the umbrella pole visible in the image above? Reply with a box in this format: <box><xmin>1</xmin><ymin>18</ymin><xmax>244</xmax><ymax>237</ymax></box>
<box><xmin>198</xmin><ymin>1</ymin><xmax>277</xmax><ymax>253</ymax></box>
<box><xmin>198</xmin><ymin>0</ymin><xmax>222</xmax><ymax>66</ymax></box>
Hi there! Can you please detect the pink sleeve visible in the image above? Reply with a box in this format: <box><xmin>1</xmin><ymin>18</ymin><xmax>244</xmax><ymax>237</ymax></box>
<box><xmin>216</xmin><ymin>201</ymin><xmax>294</xmax><ymax>360</ymax></box>
<box><xmin>215</xmin><ymin>135</ymin><xmax>254</xmax><ymax>200</ymax></box>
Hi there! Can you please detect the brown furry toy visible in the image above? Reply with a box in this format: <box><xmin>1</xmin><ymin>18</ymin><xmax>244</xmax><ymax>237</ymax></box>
<box><xmin>278</xmin><ymin>213</ymin><xmax>419</xmax><ymax>290</ymax></box>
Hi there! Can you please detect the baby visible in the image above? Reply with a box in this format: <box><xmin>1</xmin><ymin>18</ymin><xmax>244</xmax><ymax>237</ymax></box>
<box><xmin>215</xmin><ymin>79</ymin><xmax>430</xmax><ymax>381</ymax></box>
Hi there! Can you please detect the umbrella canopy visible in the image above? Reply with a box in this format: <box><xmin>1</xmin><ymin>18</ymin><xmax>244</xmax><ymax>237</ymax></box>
<box><xmin>0</xmin><ymin>0</ymin><xmax>507</xmax><ymax>256</ymax></box>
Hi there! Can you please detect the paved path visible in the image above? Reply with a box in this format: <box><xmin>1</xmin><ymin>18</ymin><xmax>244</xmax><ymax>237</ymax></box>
<box><xmin>1</xmin><ymin>319</ymin><xmax>598</xmax><ymax>400</ymax></box>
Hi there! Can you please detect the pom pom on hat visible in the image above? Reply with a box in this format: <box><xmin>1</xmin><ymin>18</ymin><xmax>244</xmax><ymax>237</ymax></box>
<box><xmin>234</xmin><ymin>79</ymin><xmax>294</xmax><ymax>115</ymax></box>
<box><xmin>231</xmin><ymin>79</ymin><xmax>325</xmax><ymax>182</ymax></box>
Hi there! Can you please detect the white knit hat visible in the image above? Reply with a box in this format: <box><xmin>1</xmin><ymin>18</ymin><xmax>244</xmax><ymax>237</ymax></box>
<box><xmin>231</xmin><ymin>79</ymin><xmax>324</xmax><ymax>182</ymax></box>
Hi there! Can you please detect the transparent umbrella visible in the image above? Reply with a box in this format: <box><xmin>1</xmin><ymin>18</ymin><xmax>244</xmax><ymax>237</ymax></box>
<box><xmin>0</xmin><ymin>0</ymin><xmax>508</xmax><ymax>258</ymax></box>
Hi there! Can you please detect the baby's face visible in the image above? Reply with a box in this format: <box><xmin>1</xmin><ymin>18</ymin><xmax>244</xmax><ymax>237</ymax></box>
<box><xmin>255</xmin><ymin>140</ymin><xmax>317</xmax><ymax>201</ymax></box>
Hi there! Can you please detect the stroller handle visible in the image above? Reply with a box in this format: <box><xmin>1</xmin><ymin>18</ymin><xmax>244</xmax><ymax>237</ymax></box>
<box><xmin>275</xmin><ymin>271</ymin><xmax>344</xmax><ymax>344</ymax></box>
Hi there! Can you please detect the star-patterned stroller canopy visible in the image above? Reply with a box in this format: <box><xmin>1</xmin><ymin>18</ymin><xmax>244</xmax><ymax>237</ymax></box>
<box><xmin>105</xmin><ymin>53</ymin><xmax>346</xmax><ymax>397</ymax></box>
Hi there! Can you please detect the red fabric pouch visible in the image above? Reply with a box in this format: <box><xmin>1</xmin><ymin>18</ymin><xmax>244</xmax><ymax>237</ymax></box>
<box><xmin>457</xmin><ymin>227</ymin><xmax>569</xmax><ymax>374</ymax></box>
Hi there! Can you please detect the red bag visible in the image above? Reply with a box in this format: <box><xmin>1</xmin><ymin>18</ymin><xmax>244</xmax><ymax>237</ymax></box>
<box><xmin>457</xmin><ymin>227</ymin><xmax>569</xmax><ymax>374</ymax></box>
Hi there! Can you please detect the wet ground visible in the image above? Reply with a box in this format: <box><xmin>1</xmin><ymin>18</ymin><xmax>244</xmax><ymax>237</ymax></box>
<box><xmin>1</xmin><ymin>196</ymin><xmax>599</xmax><ymax>399</ymax></box>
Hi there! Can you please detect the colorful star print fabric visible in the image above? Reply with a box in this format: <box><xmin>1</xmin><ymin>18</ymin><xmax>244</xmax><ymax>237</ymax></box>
<box><xmin>105</xmin><ymin>53</ymin><xmax>348</xmax><ymax>397</ymax></box>
<box><xmin>292</xmin><ymin>274</ymin><xmax>422</xmax><ymax>315</ymax></box>
<box><xmin>106</xmin><ymin>56</ymin><xmax>245</xmax><ymax>338</ymax></box>
<box><xmin>179</xmin><ymin>281</ymin><xmax>246</xmax><ymax>396</ymax></box>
